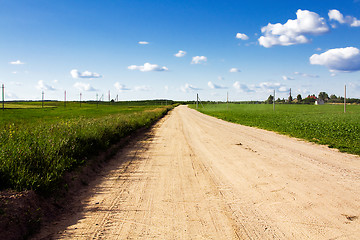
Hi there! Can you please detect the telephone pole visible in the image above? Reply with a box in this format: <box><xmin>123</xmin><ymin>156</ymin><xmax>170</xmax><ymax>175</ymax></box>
<box><xmin>227</xmin><ymin>91</ymin><xmax>229</xmax><ymax>110</ymax></box>
<box><xmin>2</xmin><ymin>84</ymin><xmax>4</xmax><ymax>111</ymax></box>
<box><xmin>196</xmin><ymin>93</ymin><xmax>199</xmax><ymax>109</ymax></box>
<box><xmin>344</xmin><ymin>84</ymin><xmax>347</xmax><ymax>113</ymax></box>
<box><xmin>273</xmin><ymin>90</ymin><xmax>275</xmax><ymax>111</ymax></box>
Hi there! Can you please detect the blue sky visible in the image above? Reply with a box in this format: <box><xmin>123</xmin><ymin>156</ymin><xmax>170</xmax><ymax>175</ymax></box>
<box><xmin>1</xmin><ymin>0</ymin><xmax>360</xmax><ymax>101</ymax></box>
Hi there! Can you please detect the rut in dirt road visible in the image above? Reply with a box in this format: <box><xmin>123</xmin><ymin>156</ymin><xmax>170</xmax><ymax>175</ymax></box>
<box><xmin>34</xmin><ymin>105</ymin><xmax>360</xmax><ymax>239</ymax></box>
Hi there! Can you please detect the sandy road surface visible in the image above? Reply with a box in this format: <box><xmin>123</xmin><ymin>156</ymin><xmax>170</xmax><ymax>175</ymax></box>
<box><xmin>35</xmin><ymin>105</ymin><xmax>360</xmax><ymax>239</ymax></box>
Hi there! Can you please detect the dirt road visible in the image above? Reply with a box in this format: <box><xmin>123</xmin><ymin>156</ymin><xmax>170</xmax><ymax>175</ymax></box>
<box><xmin>35</xmin><ymin>105</ymin><xmax>360</xmax><ymax>239</ymax></box>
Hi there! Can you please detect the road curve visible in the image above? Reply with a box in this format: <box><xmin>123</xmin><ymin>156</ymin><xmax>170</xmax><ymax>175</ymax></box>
<box><xmin>35</xmin><ymin>105</ymin><xmax>360</xmax><ymax>239</ymax></box>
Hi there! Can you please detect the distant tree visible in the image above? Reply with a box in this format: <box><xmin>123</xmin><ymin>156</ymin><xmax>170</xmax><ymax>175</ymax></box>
<box><xmin>318</xmin><ymin>92</ymin><xmax>329</xmax><ymax>102</ymax></box>
<box><xmin>288</xmin><ymin>95</ymin><xmax>293</xmax><ymax>103</ymax></box>
<box><xmin>297</xmin><ymin>94</ymin><xmax>302</xmax><ymax>102</ymax></box>
<box><xmin>266</xmin><ymin>95</ymin><xmax>274</xmax><ymax>104</ymax></box>
<box><xmin>330</xmin><ymin>94</ymin><xmax>337</xmax><ymax>100</ymax></box>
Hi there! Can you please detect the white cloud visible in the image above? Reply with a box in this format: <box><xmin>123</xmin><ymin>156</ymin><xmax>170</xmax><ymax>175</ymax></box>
<box><xmin>278</xmin><ymin>86</ymin><xmax>288</xmax><ymax>92</ymax></box>
<box><xmin>259</xmin><ymin>82</ymin><xmax>287</xmax><ymax>92</ymax></box>
<box><xmin>128</xmin><ymin>63</ymin><xmax>168</xmax><ymax>72</ymax></box>
<box><xmin>134</xmin><ymin>85</ymin><xmax>151</xmax><ymax>91</ymax></box>
<box><xmin>138</xmin><ymin>41</ymin><xmax>149</xmax><ymax>45</ymax></box>
<box><xmin>315</xmin><ymin>47</ymin><xmax>322</xmax><ymax>51</ymax></box>
<box><xmin>259</xmin><ymin>9</ymin><xmax>329</xmax><ymax>48</ymax></box>
<box><xmin>9</xmin><ymin>60</ymin><xmax>24</xmax><ymax>65</ymax></box>
<box><xmin>294</xmin><ymin>72</ymin><xmax>319</xmax><ymax>78</ymax></box>
<box><xmin>181</xmin><ymin>83</ymin><xmax>202</xmax><ymax>92</ymax></box>
<box><xmin>70</xmin><ymin>69</ymin><xmax>102</xmax><ymax>79</ymax></box>
<box><xmin>208</xmin><ymin>81</ymin><xmax>227</xmax><ymax>89</ymax></box>
<box><xmin>282</xmin><ymin>75</ymin><xmax>295</xmax><ymax>80</ymax></box>
<box><xmin>73</xmin><ymin>82</ymin><xmax>97</xmax><ymax>91</ymax></box>
<box><xmin>12</xmin><ymin>71</ymin><xmax>17</xmax><ymax>74</ymax></box>
<box><xmin>236</xmin><ymin>33</ymin><xmax>249</xmax><ymax>40</ymax></box>
<box><xmin>114</xmin><ymin>82</ymin><xmax>130</xmax><ymax>92</ymax></box>
<box><xmin>175</xmin><ymin>50</ymin><xmax>186</xmax><ymax>57</ymax></box>
<box><xmin>328</xmin><ymin>9</ymin><xmax>345</xmax><ymax>24</ymax></box>
<box><xmin>310</xmin><ymin>47</ymin><xmax>360</xmax><ymax>72</ymax></box>
<box><xmin>218</xmin><ymin>76</ymin><xmax>224</xmax><ymax>81</ymax></box>
<box><xmin>233</xmin><ymin>81</ymin><xmax>254</xmax><ymax>92</ymax></box>
<box><xmin>191</xmin><ymin>56</ymin><xmax>207</xmax><ymax>64</ymax></box>
<box><xmin>328</xmin><ymin>9</ymin><xmax>360</xmax><ymax>27</ymax></box>
<box><xmin>36</xmin><ymin>80</ymin><xmax>56</xmax><ymax>91</ymax></box>
<box><xmin>229</xmin><ymin>68</ymin><xmax>241</xmax><ymax>72</ymax></box>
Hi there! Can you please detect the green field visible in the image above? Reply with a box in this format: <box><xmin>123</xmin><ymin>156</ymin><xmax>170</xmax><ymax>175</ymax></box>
<box><xmin>192</xmin><ymin>103</ymin><xmax>360</xmax><ymax>156</ymax></box>
<box><xmin>0</xmin><ymin>101</ymin><xmax>175</xmax><ymax>193</ymax></box>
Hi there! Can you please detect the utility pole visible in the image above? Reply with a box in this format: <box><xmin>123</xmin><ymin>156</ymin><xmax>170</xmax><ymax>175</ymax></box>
<box><xmin>108</xmin><ymin>90</ymin><xmax>110</xmax><ymax>104</ymax></box>
<box><xmin>96</xmin><ymin>93</ymin><xmax>98</xmax><ymax>108</ymax></box>
<box><xmin>2</xmin><ymin>84</ymin><xmax>4</xmax><ymax>111</ymax></box>
<box><xmin>196</xmin><ymin>93</ymin><xmax>199</xmax><ymax>109</ymax></box>
<box><xmin>227</xmin><ymin>91</ymin><xmax>229</xmax><ymax>110</ymax></box>
<box><xmin>80</xmin><ymin>93</ymin><xmax>82</xmax><ymax>107</ymax></box>
<box><xmin>344</xmin><ymin>84</ymin><xmax>346</xmax><ymax>113</ymax></box>
<box><xmin>42</xmin><ymin>91</ymin><xmax>44</xmax><ymax>108</ymax></box>
<box><xmin>273</xmin><ymin>89</ymin><xmax>275</xmax><ymax>111</ymax></box>
<box><xmin>64</xmin><ymin>90</ymin><xmax>66</xmax><ymax>108</ymax></box>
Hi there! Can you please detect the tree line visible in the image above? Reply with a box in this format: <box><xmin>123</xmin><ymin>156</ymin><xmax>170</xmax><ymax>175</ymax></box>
<box><xmin>266</xmin><ymin>92</ymin><xmax>360</xmax><ymax>104</ymax></box>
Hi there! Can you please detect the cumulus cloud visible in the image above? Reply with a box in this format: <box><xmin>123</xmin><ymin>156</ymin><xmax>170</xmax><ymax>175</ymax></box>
<box><xmin>259</xmin><ymin>82</ymin><xmax>287</xmax><ymax>92</ymax></box>
<box><xmin>36</xmin><ymin>80</ymin><xmax>56</xmax><ymax>91</ymax></box>
<box><xmin>138</xmin><ymin>41</ymin><xmax>149</xmax><ymax>45</ymax></box>
<box><xmin>128</xmin><ymin>63</ymin><xmax>168</xmax><ymax>72</ymax></box>
<box><xmin>70</xmin><ymin>69</ymin><xmax>102</xmax><ymax>79</ymax></box>
<box><xmin>258</xmin><ymin>9</ymin><xmax>329</xmax><ymax>48</ymax></box>
<box><xmin>191</xmin><ymin>56</ymin><xmax>207</xmax><ymax>64</ymax></box>
<box><xmin>175</xmin><ymin>50</ymin><xmax>186</xmax><ymax>57</ymax></box>
<box><xmin>282</xmin><ymin>75</ymin><xmax>295</xmax><ymax>80</ymax></box>
<box><xmin>229</xmin><ymin>68</ymin><xmax>241</xmax><ymax>72</ymax></box>
<box><xmin>181</xmin><ymin>83</ymin><xmax>202</xmax><ymax>92</ymax></box>
<box><xmin>309</xmin><ymin>47</ymin><xmax>360</xmax><ymax>72</ymax></box>
<box><xmin>134</xmin><ymin>85</ymin><xmax>151</xmax><ymax>91</ymax></box>
<box><xmin>9</xmin><ymin>60</ymin><xmax>24</xmax><ymax>65</ymax></box>
<box><xmin>208</xmin><ymin>81</ymin><xmax>227</xmax><ymax>89</ymax></box>
<box><xmin>73</xmin><ymin>82</ymin><xmax>97</xmax><ymax>91</ymax></box>
<box><xmin>235</xmin><ymin>82</ymin><xmax>287</xmax><ymax>93</ymax></box>
<box><xmin>114</xmin><ymin>82</ymin><xmax>130</xmax><ymax>92</ymax></box>
<box><xmin>328</xmin><ymin>9</ymin><xmax>360</xmax><ymax>27</ymax></box>
<box><xmin>294</xmin><ymin>72</ymin><xmax>319</xmax><ymax>78</ymax></box>
<box><xmin>233</xmin><ymin>81</ymin><xmax>254</xmax><ymax>92</ymax></box>
<box><xmin>236</xmin><ymin>33</ymin><xmax>249</xmax><ymax>40</ymax></box>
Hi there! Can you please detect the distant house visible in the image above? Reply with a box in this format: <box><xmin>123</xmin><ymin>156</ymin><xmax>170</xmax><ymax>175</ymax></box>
<box><xmin>315</xmin><ymin>99</ymin><xmax>324</xmax><ymax>105</ymax></box>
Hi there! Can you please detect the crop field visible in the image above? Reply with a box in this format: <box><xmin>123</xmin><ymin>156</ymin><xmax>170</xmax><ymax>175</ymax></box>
<box><xmin>0</xmin><ymin>101</ymin><xmax>175</xmax><ymax>193</ymax></box>
<box><xmin>192</xmin><ymin>103</ymin><xmax>360</xmax><ymax>156</ymax></box>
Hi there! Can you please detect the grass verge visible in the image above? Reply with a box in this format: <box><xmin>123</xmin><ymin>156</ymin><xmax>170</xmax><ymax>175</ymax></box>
<box><xmin>0</xmin><ymin>103</ymin><xmax>176</xmax><ymax>194</ymax></box>
<box><xmin>192</xmin><ymin>103</ymin><xmax>360</xmax><ymax>156</ymax></box>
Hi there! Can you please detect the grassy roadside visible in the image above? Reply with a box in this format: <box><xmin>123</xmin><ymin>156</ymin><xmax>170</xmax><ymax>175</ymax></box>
<box><xmin>0</xmin><ymin>102</ymin><xmax>177</xmax><ymax>194</ymax></box>
<box><xmin>191</xmin><ymin>103</ymin><xmax>360</xmax><ymax>156</ymax></box>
